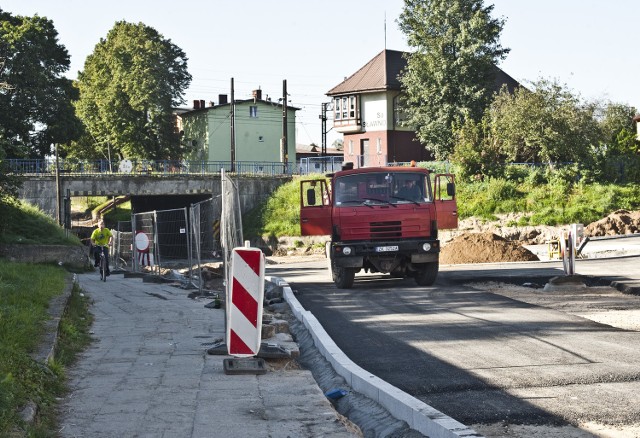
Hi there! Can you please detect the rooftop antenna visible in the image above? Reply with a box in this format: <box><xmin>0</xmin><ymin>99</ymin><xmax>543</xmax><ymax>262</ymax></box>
<box><xmin>384</xmin><ymin>12</ymin><xmax>387</xmax><ymax>49</ymax></box>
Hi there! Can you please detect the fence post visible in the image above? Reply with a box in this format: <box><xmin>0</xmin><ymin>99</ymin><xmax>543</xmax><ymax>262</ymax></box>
<box><xmin>184</xmin><ymin>206</ymin><xmax>193</xmax><ymax>285</ymax></box>
<box><xmin>153</xmin><ymin>210</ymin><xmax>160</xmax><ymax>275</ymax></box>
<box><xmin>115</xmin><ymin>222</ymin><xmax>121</xmax><ymax>271</ymax></box>
<box><xmin>191</xmin><ymin>203</ymin><xmax>202</xmax><ymax>294</ymax></box>
<box><xmin>132</xmin><ymin>213</ymin><xmax>138</xmax><ymax>273</ymax></box>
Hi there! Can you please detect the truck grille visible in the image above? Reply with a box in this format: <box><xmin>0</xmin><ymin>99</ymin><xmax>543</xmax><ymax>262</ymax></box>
<box><xmin>370</xmin><ymin>221</ymin><xmax>402</xmax><ymax>240</ymax></box>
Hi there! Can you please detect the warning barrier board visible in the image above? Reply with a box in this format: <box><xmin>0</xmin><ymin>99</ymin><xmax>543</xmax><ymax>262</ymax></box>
<box><xmin>227</xmin><ymin>247</ymin><xmax>265</xmax><ymax>357</ymax></box>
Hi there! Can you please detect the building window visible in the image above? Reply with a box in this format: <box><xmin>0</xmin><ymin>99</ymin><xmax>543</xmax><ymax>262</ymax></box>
<box><xmin>376</xmin><ymin>137</ymin><xmax>382</xmax><ymax>154</ymax></box>
<box><xmin>250</xmin><ymin>106</ymin><xmax>258</xmax><ymax>118</ymax></box>
<box><xmin>258</xmin><ymin>136</ymin><xmax>264</xmax><ymax>142</ymax></box>
<box><xmin>333</xmin><ymin>95</ymin><xmax>359</xmax><ymax>124</ymax></box>
<box><xmin>348</xmin><ymin>140</ymin><xmax>353</xmax><ymax>155</ymax></box>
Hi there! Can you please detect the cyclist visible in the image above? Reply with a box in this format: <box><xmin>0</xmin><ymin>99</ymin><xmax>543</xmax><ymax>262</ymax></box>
<box><xmin>91</xmin><ymin>219</ymin><xmax>113</xmax><ymax>276</ymax></box>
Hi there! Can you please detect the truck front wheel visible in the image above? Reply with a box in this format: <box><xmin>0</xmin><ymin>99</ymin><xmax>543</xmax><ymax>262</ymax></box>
<box><xmin>333</xmin><ymin>265</ymin><xmax>356</xmax><ymax>289</ymax></box>
<box><xmin>415</xmin><ymin>262</ymin><xmax>438</xmax><ymax>286</ymax></box>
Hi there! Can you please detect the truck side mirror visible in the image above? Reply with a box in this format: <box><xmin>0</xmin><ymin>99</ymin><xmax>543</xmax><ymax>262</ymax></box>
<box><xmin>307</xmin><ymin>188</ymin><xmax>317</xmax><ymax>206</ymax></box>
<box><xmin>446</xmin><ymin>182</ymin><xmax>455</xmax><ymax>197</ymax></box>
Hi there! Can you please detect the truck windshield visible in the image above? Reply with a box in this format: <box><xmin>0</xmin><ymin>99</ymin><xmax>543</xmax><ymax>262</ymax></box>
<box><xmin>334</xmin><ymin>172</ymin><xmax>431</xmax><ymax>206</ymax></box>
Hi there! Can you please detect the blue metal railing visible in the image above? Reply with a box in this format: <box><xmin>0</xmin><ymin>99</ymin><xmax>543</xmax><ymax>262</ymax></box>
<box><xmin>6</xmin><ymin>159</ymin><xmax>298</xmax><ymax>177</ymax></box>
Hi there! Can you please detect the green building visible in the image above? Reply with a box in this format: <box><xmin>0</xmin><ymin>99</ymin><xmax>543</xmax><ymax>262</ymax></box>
<box><xmin>180</xmin><ymin>89</ymin><xmax>298</xmax><ymax>164</ymax></box>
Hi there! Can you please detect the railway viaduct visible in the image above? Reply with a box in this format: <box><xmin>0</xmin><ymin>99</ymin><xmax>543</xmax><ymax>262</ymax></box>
<box><xmin>17</xmin><ymin>174</ymin><xmax>290</xmax><ymax>222</ymax></box>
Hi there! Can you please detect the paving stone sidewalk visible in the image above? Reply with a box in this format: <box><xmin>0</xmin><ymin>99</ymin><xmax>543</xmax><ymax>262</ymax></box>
<box><xmin>57</xmin><ymin>272</ymin><xmax>358</xmax><ymax>438</ymax></box>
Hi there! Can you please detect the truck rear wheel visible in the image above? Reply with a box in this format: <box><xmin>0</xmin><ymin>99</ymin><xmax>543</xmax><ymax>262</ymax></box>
<box><xmin>333</xmin><ymin>265</ymin><xmax>355</xmax><ymax>289</ymax></box>
<box><xmin>415</xmin><ymin>262</ymin><xmax>438</xmax><ymax>286</ymax></box>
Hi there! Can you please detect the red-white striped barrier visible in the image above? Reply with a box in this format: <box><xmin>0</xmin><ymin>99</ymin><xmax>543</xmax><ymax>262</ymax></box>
<box><xmin>227</xmin><ymin>247</ymin><xmax>265</xmax><ymax>357</ymax></box>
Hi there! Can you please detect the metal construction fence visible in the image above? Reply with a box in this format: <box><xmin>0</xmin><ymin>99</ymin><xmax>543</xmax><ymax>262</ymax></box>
<box><xmin>131</xmin><ymin>211</ymin><xmax>157</xmax><ymax>274</ymax></box>
<box><xmin>190</xmin><ymin>196</ymin><xmax>223</xmax><ymax>291</ymax></box>
<box><xmin>219</xmin><ymin>169</ymin><xmax>244</xmax><ymax>290</ymax></box>
<box><xmin>109</xmin><ymin>193</ymin><xmax>232</xmax><ymax>294</ymax></box>
<box><xmin>112</xmin><ymin>221</ymin><xmax>133</xmax><ymax>272</ymax></box>
<box><xmin>128</xmin><ymin>208</ymin><xmax>193</xmax><ymax>282</ymax></box>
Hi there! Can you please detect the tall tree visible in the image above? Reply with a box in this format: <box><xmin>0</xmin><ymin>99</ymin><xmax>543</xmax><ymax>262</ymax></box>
<box><xmin>398</xmin><ymin>0</ymin><xmax>509</xmax><ymax>159</ymax></box>
<box><xmin>74</xmin><ymin>21</ymin><xmax>192</xmax><ymax>160</ymax></box>
<box><xmin>596</xmin><ymin>102</ymin><xmax>638</xmax><ymax>156</ymax></box>
<box><xmin>489</xmin><ymin>79</ymin><xmax>601</xmax><ymax>165</ymax></box>
<box><xmin>0</xmin><ymin>9</ymin><xmax>82</xmax><ymax>158</ymax></box>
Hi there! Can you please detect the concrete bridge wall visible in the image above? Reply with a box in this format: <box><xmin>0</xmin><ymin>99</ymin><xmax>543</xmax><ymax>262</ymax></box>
<box><xmin>17</xmin><ymin>174</ymin><xmax>290</xmax><ymax>220</ymax></box>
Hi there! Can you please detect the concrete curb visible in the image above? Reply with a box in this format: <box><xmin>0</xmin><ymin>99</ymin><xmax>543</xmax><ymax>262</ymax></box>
<box><xmin>612</xmin><ymin>280</ymin><xmax>640</xmax><ymax>295</ymax></box>
<box><xmin>22</xmin><ymin>273</ymin><xmax>77</xmax><ymax>425</ymax></box>
<box><xmin>34</xmin><ymin>273</ymin><xmax>76</xmax><ymax>364</ymax></box>
<box><xmin>267</xmin><ymin>276</ymin><xmax>483</xmax><ymax>438</ymax></box>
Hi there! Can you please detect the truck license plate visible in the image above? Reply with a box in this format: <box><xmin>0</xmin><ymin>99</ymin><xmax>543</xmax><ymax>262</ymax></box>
<box><xmin>376</xmin><ymin>245</ymin><xmax>399</xmax><ymax>252</ymax></box>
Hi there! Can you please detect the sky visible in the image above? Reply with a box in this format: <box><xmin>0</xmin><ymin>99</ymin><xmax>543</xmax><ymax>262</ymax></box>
<box><xmin>3</xmin><ymin>1</ymin><xmax>639</xmax><ymax>148</ymax></box>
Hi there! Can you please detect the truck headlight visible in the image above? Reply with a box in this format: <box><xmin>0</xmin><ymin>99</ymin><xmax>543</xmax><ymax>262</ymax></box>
<box><xmin>342</xmin><ymin>246</ymin><xmax>352</xmax><ymax>255</ymax></box>
<box><xmin>422</xmin><ymin>243</ymin><xmax>431</xmax><ymax>252</ymax></box>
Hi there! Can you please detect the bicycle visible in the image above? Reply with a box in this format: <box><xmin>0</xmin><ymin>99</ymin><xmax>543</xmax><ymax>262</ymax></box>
<box><xmin>96</xmin><ymin>245</ymin><xmax>109</xmax><ymax>282</ymax></box>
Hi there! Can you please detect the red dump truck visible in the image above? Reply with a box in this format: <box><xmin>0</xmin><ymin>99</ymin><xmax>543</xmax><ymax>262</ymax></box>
<box><xmin>300</xmin><ymin>163</ymin><xmax>458</xmax><ymax>289</ymax></box>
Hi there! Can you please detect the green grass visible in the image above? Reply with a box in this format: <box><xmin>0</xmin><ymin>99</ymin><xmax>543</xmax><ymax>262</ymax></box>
<box><xmin>0</xmin><ymin>198</ymin><xmax>93</xmax><ymax>436</ymax></box>
<box><xmin>70</xmin><ymin>196</ymin><xmax>131</xmax><ymax>226</ymax></box>
<box><xmin>458</xmin><ymin>179</ymin><xmax>640</xmax><ymax>225</ymax></box>
<box><xmin>0</xmin><ymin>260</ymin><xmax>86</xmax><ymax>436</ymax></box>
<box><xmin>244</xmin><ymin>175</ymin><xmax>323</xmax><ymax>238</ymax></box>
<box><xmin>72</xmin><ymin>196</ymin><xmax>109</xmax><ymax>213</ymax></box>
<box><xmin>243</xmin><ymin>174</ymin><xmax>640</xmax><ymax>238</ymax></box>
<box><xmin>0</xmin><ymin>263</ymin><xmax>92</xmax><ymax>436</ymax></box>
<box><xmin>103</xmin><ymin>200</ymin><xmax>132</xmax><ymax>223</ymax></box>
<box><xmin>0</xmin><ymin>201</ymin><xmax>81</xmax><ymax>245</ymax></box>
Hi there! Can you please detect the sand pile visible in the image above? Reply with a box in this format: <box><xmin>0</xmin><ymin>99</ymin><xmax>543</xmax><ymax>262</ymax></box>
<box><xmin>440</xmin><ymin>232</ymin><xmax>539</xmax><ymax>264</ymax></box>
<box><xmin>585</xmin><ymin>210</ymin><xmax>640</xmax><ymax>237</ymax></box>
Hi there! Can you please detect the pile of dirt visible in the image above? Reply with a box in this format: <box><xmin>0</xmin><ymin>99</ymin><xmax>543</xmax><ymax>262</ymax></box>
<box><xmin>585</xmin><ymin>209</ymin><xmax>640</xmax><ymax>237</ymax></box>
<box><xmin>440</xmin><ymin>232</ymin><xmax>539</xmax><ymax>264</ymax></box>
<box><xmin>440</xmin><ymin>213</ymin><xmax>563</xmax><ymax>245</ymax></box>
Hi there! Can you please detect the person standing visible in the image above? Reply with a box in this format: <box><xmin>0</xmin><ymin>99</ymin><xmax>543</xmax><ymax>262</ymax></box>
<box><xmin>90</xmin><ymin>219</ymin><xmax>113</xmax><ymax>276</ymax></box>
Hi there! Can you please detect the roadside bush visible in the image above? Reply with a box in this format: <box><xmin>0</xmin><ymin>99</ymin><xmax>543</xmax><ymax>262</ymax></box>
<box><xmin>456</xmin><ymin>179</ymin><xmax>523</xmax><ymax>219</ymax></box>
<box><xmin>530</xmin><ymin>206</ymin><xmax>566</xmax><ymax>225</ymax></box>
<box><xmin>602</xmin><ymin>156</ymin><xmax>640</xmax><ymax>184</ymax></box>
<box><xmin>486</xmin><ymin>179</ymin><xmax>520</xmax><ymax>202</ymax></box>
<box><xmin>562</xmin><ymin>203</ymin><xmax>602</xmax><ymax>225</ymax></box>
<box><xmin>547</xmin><ymin>163</ymin><xmax>583</xmax><ymax>186</ymax></box>
<box><xmin>524</xmin><ymin>167</ymin><xmax>547</xmax><ymax>186</ymax></box>
<box><xmin>502</xmin><ymin>165</ymin><xmax>531</xmax><ymax>183</ymax></box>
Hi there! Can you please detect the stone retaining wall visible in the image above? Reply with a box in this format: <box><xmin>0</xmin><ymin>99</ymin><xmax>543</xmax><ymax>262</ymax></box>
<box><xmin>0</xmin><ymin>244</ymin><xmax>90</xmax><ymax>270</ymax></box>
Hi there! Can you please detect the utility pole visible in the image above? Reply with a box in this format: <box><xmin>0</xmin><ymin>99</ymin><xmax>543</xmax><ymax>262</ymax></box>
<box><xmin>320</xmin><ymin>102</ymin><xmax>329</xmax><ymax>157</ymax></box>
<box><xmin>319</xmin><ymin>102</ymin><xmax>329</xmax><ymax>172</ymax></box>
<box><xmin>281</xmin><ymin>79</ymin><xmax>288</xmax><ymax>167</ymax></box>
<box><xmin>54</xmin><ymin>143</ymin><xmax>61</xmax><ymax>225</ymax></box>
<box><xmin>230</xmin><ymin>77</ymin><xmax>236</xmax><ymax>172</ymax></box>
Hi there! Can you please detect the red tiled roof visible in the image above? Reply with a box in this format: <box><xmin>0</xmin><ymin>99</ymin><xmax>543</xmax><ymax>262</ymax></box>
<box><xmin>327</xmin><ymin>50</ymin><xmax>405</xmax><ymax>96</ymax></box>
<box><xmin>327</xmin><ymin>49</ymin><xmax>521</xmax><ymax>96</ymax></box>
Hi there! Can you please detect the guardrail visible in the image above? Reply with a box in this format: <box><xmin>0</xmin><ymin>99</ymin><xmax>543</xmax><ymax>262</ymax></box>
<box><xmin>6</xmin><ymin>159</ymin><xmax>298</xmax><ymax>177</ymax></box>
